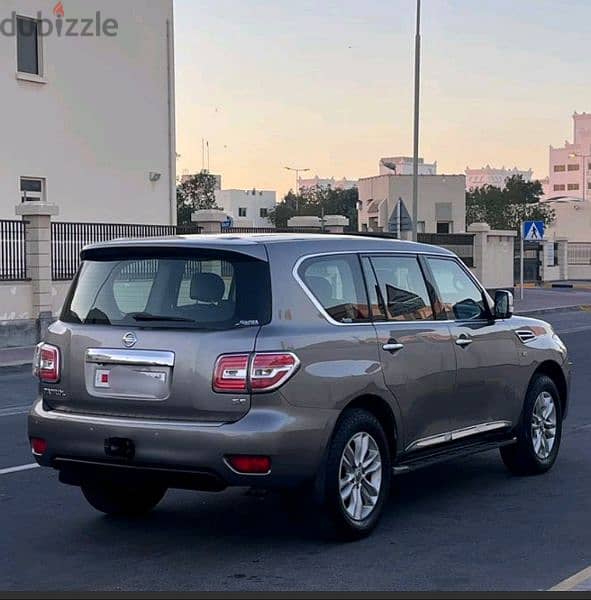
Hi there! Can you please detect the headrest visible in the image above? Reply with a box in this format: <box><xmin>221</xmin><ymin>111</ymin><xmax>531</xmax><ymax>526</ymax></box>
<box><xmin>306</xmin><ymin>275</ymin><xmax>333</xmax><ymax>306</ymax></box>
<box><xmin>190</xmin><ymin>272</ymin><xmax>225</xmax><ymax>303</ymax></box>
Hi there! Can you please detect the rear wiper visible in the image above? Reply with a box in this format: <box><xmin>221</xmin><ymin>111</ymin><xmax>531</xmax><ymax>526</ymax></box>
<box><xmin>128</xmin><ymin>312</ymin><xmax>196</xmax><ymax>323</ymax></box>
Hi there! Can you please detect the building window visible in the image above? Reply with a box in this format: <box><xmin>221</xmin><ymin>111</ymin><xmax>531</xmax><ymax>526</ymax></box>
<box><xmin>17</xmin><ymin>16</ymin><xmax>41</xmax><ymax>75</ymax></box>
<box><xmin>20</xmin><ymin>177</ymin><xmax>45</xmax><ymax>202</ymax></box>
<box><xmin>417</xmin><ymin>221</ymin><xmax>425</xmax><ymax>233</ymax></box>
<box><xmin>259</xmin><ymin>208</ymin><xmax>269</xmax><ymax>218</ymax></box>
<box><xmin>436</xmin><ymin>221</ymin><xmax>451</xmax><ymax>234</ymax></box>
<box><xmin>553</xmin><ymin>164</ymin><xmax>566</xmax><ymax>172</ymax></box>
<box><xmin>567</xmin><ymin>183</ymin><xmax>580</xmax><ymax>191</ymax></box>
<box><xmin>568</xmin><ymin>163</ymin><xmax>580</xmax><ymax>171</ymax></box>
<box><xmin>588</xmin><ymin>182</ymin><xmax>591</xmax><ymax>190</ymax></box>
<box><xmin>238</xmin><ymin>207</ymin><xmax>247</xmax><ymax>217</ymax></box>
<box><xmin>553</xmin><ymin>184</ymin><xmax>566</xmax><ymax>191</ymax></box>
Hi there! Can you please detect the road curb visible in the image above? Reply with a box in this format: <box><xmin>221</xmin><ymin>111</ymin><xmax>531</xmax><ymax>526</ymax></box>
<box><xmin>516</xmin><ymin>304</ymin><xmax>591</xmax><ymax>317</ymax></box>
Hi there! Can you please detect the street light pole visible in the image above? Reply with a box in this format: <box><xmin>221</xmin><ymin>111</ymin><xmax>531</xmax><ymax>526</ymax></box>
<box><xmin>411</xmin><ymin>0</ymin><xmax>422</xmax><ymax>242</ymax></box>
<box><xmin>284</xmin><ymin>166</ymin><xmax>310</xmax><ymax>212</ymax></box>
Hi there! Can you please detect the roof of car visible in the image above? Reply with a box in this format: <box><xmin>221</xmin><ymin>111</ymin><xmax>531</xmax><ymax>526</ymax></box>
<box><xmin>82</xmin><ymin>233</ymin><xmax>455</xmax><ymax>257</ymax></box>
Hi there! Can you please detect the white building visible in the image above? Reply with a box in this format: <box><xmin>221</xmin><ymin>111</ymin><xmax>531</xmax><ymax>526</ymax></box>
<box><xmin>298</xmin><ymin>175</ymin><xmax>357</xmax><ymax>191</ymax></box>
<box><xmin>546</xmin><ymin>112</ymin><xmax>591</xmax><ymax>201</ymax></box>
<box><xmin>214</xmin><ymin>189</ymin><xmax>276</xmax><ymax>227</ymax></box>
<box><xmin>357</xmin><ymin>174</ymin><xmax>466</xmax><ymax>236</ymax></box>
<box><xmin>0</xmin><ymin>0</ymin><xmax>176</xmax><ymax>223</ymax></box>
<box><xmin>465</xmin><ymin>165</ymin><xmax>533</xmax><ymax>190</ymax></box>
<box><xmin>379</xmin><ymin>156</ymin><xmax>437</xmax><ymax>176</ymax></box>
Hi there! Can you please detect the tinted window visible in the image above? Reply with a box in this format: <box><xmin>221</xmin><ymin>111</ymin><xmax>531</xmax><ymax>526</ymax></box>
<box><xmin>300</xmin><ymin>255</ymin><xmax>369</xmax><ymax>323</ymax></box>
<box><xmin>62</xmin><ymin>253</ymin><xmax>271</xmax><ymax>330</ymax></box>
<box><xmin>427</xmin><ymin>258</ymin><xmax>488</xmax><ymax>320</ymax></box>
<box><xmin>369</xmin><ymin>255</ymin><xmax>433</xmax><ymax>321</ymax></box>
<box><xmin>17</xmin><ymin>17</ymin><xmax>39</xmax><ymax>75</ymax></box>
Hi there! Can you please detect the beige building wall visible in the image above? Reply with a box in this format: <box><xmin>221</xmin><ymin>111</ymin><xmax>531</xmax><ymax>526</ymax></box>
<box><xmin>544</xmin><ymin>199</ymin><xmax>591</xmax><ymax>242</ymax></box>
<box><xmin>357</xmin><ymin>175</ymin><xmax>466</xmax><ymax>235</ymax></box>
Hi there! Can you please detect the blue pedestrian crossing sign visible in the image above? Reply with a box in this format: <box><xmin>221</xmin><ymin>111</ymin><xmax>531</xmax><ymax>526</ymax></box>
<box><xmin>523</xmin><ymin>220</ymin><xmax>544</xmax><ymax>241</ymax></box>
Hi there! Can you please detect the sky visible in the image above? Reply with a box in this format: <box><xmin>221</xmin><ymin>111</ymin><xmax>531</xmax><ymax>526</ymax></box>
<box><xmin>174</xmin><ymin>0</ymin><xmax>591</xmax><ymax>197</ymax></box>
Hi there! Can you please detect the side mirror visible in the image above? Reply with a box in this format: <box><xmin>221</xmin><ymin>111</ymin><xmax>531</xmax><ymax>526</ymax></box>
<box><xmin>494</xmin><ymin>290</ymin><xmax>514</xmax><ymax>319</ymax></box>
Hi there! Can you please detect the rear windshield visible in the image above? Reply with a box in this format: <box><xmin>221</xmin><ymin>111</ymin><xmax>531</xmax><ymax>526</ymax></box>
<box><xmin>61</xmin><ymin>251</ymin><xmax>271</xmax><ymax>330</ymax></box>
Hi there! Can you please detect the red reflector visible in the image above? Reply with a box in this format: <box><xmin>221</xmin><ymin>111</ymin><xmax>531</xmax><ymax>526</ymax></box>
<box><xmin>213</xmin><ymin>354</ymin><xmax>249</xmax><ymax>392</ymax></box>
<box><xmin>227</xmin><ymin>455</ymin><xmax>271</xmax><ymax>474</ymax></box>
<box><xmin>31</xmin><ymin>438</ymin><xmax>47</xmax><ymax>456</ymax></box>
<box><xmin>250</xmin><ymin>352</ymin><xmax>299</xmax><ymax>391</ymax></box>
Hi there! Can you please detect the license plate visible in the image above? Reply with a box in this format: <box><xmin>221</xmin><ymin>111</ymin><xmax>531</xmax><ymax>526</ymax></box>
<box><xmin>138</xmin><ymin>370</ymin><xmax>167</xmax><ymax>383</ymax></box>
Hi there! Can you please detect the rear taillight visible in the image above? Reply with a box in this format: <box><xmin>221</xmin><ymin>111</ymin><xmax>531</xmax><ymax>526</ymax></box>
<box><xmin>213</xmin><ymin>354</ymin><xmax>250</xmax><ymax>392</ymax></box>
<box><xmin>33</xmin><ymin>343</ymin><xmax>60</xmax><ymax>384</ymax></box>
<box><xmin>213</xmin><ymin>352</ymin><xmax>299</xmax><ymax>393</ymax></box>
<box><xmin>250</xmin><ymin>353</ymin><xmax>299</xmax><ymax>391</ymax></box>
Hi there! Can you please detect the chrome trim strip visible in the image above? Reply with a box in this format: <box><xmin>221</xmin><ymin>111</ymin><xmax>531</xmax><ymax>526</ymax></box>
<box><xmin>86</xmin><ymin>349</ymin><xmax>175</xmax><ymax>368</ymax></box>
<box><xmin>31</xmin><ymin>401</ymin><xmax>224</xmax><ymax>430</ymax></box>
<box><xmin>291</xmin><ymin>251</ymin><xmax>456</xmax><ymax>328</ymax></box>
<box><xmin>405</xmin><ymin>420</ymin><xmax>512</xmax><ymax>453</ymax></box>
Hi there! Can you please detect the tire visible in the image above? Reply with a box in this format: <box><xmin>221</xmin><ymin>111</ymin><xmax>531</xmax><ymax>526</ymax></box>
<box><xmin>81</xmin><ymin>480</ymin><xmax>167</xmax><ymax>516</ymax></box>
<box><xmin>500</xmin><ymin>374</ymin><xmax>563</xmax><ymax>476</ymax></box>
<box><xmin>321</xmin><ymin>409</ymin><xmax>392</xmax><ymax>540</ymax></box>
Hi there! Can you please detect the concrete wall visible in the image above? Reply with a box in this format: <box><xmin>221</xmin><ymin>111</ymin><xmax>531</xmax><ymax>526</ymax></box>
<box><xmin>0</xmin><ymin>0</ymin><xmax>175</xmax><ymax>224</ymax></box>
<box><xmin>0</xmin><ymin>279</ymin><xmax>70</xmax><ymax>347</ymax></box>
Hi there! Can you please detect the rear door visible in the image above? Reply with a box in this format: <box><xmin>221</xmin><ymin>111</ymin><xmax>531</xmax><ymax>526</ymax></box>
<box><xmin>423</xmin><ymin>256</ymin><xmax>519</xmax><ymax>432</ymax></box>
<box><xmin>362</xmin><ymin>253</ymin><xmax>457</xmax><ymax>450</ymax></box>
<box><xmin>46</xmin><ymin>247</ymin><xmax>271</xmax><ymax>423</ymax></box>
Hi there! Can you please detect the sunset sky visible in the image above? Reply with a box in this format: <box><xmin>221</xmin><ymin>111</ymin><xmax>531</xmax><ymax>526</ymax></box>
<box><xmin>174</xmin><ymin>0</ymin><xmax>591</xmax><ymax>197</ymax></box>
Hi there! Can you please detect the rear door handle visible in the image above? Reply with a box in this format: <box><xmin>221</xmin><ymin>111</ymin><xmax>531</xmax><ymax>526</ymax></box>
<box><xmin>455</xmin><ymin>336</ymin><xmax>473</xmax><ymax>347</ymax></box>
<box><xmin>383</xmin><ymin>343</ymin><xmax>404</xmax><ymax>353</ymax></box>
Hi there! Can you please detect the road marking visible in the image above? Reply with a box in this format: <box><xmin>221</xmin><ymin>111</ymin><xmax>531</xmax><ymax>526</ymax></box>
<box><xmin>0</xmin><ymin>463</ymin><xmax>39</xmax><ymax>476</ymax></box>
<box><xmin>0</xmin><ymin>405</ymin><xmax>30</xmax><ymax>418</ymax></box>
<box><xmin>550</xmin><ymin>565</ymin><xmax>591</xmax><ymax>591</ymax></box>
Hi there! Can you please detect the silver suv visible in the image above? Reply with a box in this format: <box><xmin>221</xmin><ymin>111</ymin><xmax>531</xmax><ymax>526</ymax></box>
<box><xmin>29</xmin><ymin>234</ymin><xmax>569</xmax><ymax>538</ymax></box>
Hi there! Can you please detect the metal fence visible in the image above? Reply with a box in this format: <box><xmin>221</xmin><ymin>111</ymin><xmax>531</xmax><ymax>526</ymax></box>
<box><xmin>417</xmin><ymin>233</ymin><xmax>475</xmax><ymax>267</ymax></box>
<box><xmin>51</xmin><ymin>221</ymin><xmax>199</xmax><ymax>280</ymax></box>
<box><xmin>0</xmin><ymin>220</ymin><xmax>27</xmax><ymax>281</ymax></box>
<box><xmin>568</xmin><ymin>243</ymin><xmax>591</xmax><ymax>265</ymax></box>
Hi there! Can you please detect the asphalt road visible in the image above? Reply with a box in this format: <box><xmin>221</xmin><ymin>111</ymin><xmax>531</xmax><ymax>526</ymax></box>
<box><xmin>1</xmin><ymin>311</ymin><xmax>590</xmax><ymax>592</ymax></box>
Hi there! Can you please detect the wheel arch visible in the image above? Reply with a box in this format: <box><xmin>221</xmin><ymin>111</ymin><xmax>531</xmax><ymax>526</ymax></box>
<box><xmin>340</xmin><ymin>394</ymin><xmax>400</xmax><ymax>459</ymax></box>
<box><xmin>531</xmin><ymin>360</ymin><xmax>568</xmax><ymax>419</ymax></box>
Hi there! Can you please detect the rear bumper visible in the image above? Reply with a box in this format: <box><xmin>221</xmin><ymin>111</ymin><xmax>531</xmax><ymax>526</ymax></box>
<box><xmin>28</xmin><ymin>397</ymin><xmax>338</xmax><ymax>490</ymax></box>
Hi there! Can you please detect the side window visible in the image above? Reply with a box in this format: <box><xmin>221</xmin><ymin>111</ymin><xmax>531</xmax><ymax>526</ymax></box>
<box><xmin>427</xmin><ymin>258</ymin><xmax>488</xmax><ymax>320</ymax></box>
<box><xmin>300</xmin><ymin>255</ymin><xmax>369</xmax><ymax>323</ymax></box>
<box><xmin>368</xmin><ymin>255</ymin><xmax>434</xmax><ymax>321</ymax></box>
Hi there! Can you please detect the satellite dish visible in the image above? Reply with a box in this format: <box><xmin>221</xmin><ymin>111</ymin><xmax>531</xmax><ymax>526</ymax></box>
<box><xmin>381</xmin><ymin>159</ymin><xmax>397</xmax><ymax>173</ymax></box>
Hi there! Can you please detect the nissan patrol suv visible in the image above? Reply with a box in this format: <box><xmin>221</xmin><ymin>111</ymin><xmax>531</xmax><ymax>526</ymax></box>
<box><xmin>29</xmin><ymin>234</ymin><xmax>569</xmax><ymax>539</ymax></box>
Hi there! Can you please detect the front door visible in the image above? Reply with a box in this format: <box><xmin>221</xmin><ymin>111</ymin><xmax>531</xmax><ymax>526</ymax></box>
<box><xmin>424</xmin><ymin>256</ymin><xmax>520</xmax><ymax>433</ymax></box>
<box><xmin>361</xmin><ymin>254</ymin><xmax>457</xmax><ymax>451</ymax></box>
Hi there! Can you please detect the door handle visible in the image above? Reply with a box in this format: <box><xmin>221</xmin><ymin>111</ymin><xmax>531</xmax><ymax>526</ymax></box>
<box><xmin>383</xmin><ymin>343</ymin><xmax>404</xmax><ymax>353</ymax></box>
<box><xmin>455</xmin><ymin>336</ymin><xmax>473</xmax><ymax>347</ymax></box>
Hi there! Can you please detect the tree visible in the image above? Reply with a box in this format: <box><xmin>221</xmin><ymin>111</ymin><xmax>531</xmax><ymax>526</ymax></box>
<box><xmin>466</xmin><ymin>175</ymin><xmax>555</xmax><ymax>233</ymax></box>
<box><xmin>269</xmin><ymin>186</ymin><xmax>359</xmax><ymax>230</ymax></box>
<box><xmin>176</xmin><ymin>171</ymin><xmax>219</xmax><ymax>225</ymax></box>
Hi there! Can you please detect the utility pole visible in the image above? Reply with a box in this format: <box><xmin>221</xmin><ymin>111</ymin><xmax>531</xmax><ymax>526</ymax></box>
<box><xmin>411</xmin><ymin>0</ymin><xmax>422</xmax><ymax>242</ymax></box>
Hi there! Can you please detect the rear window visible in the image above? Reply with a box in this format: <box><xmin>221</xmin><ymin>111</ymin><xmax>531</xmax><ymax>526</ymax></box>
<box><xmin>61</xmin><ymin>251</ymin><xmax>271</xmax><ymax>330</ymax></box>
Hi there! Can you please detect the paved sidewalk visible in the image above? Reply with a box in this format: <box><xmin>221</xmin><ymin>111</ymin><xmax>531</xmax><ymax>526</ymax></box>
<box><xmin>514</xmin><ymin>286</ymin><xmax>591</xmax><ymax>315</ymax></box>
<box><xmin>0</xmin><ymin>346</ymin><xmax>34</xmax><ymax>368</ymax></box>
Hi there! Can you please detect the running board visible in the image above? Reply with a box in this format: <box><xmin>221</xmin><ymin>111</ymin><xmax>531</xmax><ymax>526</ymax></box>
<box><xmin>393</xmin><ymin>436</ymin><xmax>517</xmax><ymax>474</ymax></box>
